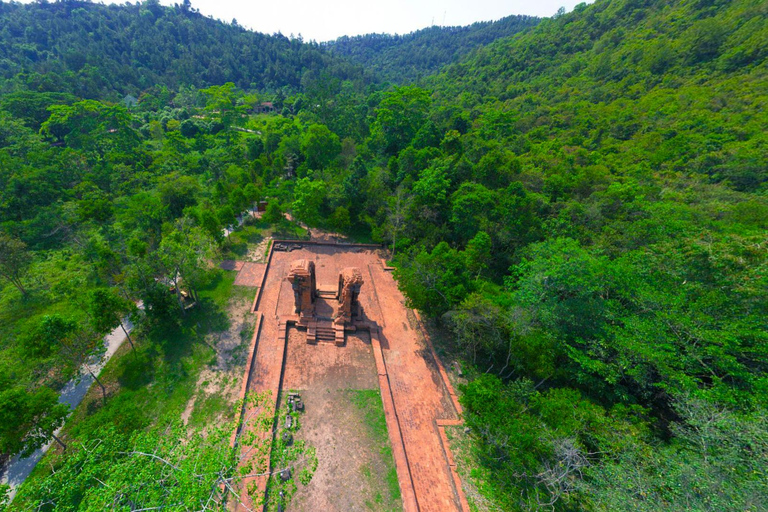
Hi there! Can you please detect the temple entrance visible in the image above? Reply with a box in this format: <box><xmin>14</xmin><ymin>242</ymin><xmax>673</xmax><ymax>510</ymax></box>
<box><xmin>287</xmin><ymin>259</ymin><xmax>365</xmax><ymax>346</ymax></box>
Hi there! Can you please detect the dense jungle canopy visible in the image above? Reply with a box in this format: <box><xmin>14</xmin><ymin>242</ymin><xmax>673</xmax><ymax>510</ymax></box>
<box><xmin>0</xmin><ymin>0</ymin><xmax>766</xmax><ymax>509</ymax></box>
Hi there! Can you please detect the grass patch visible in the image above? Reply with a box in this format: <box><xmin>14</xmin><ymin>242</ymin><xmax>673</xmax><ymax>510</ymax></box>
<box><xmin>230</xmin><ymin>283</ymin><xmax>255</xmax><ymax>303</ymax></box>
<box><xmin>189</xmin><ymin>390</ymin><xmax>231</xmax><ymax>427</ymax></box>
<box><xmin>221</xmin><ymin>224</ymin><xmax>264</xmax><ymax>260</ymax></box>
<box><xmin>348</xmin><ymin>389</ymin><xmax>402</xmax><ymax>510</ymax></box>
<box><xmin>445</xmin><ymin>425</ymin><xmax>507</xmax><ymax>512</ymax></box>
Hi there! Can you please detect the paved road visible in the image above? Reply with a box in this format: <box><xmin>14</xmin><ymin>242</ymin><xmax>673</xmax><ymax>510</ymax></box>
<box><xmin>0</xmin><ymin>319</ymin><xmax>133</xmax><ymax>502</ymax></box>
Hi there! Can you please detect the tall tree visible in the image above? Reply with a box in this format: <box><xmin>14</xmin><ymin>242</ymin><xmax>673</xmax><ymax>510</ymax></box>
<box><xmin>158</xmin><ymin>218</ymin><xmax>215</xmax><ymax>312</ymax></box>
<box><xmin>38</xmin><ymin>315</ymin><xmax>109</xmax><ymax>405</ymax></box>
<box><xmin>0</xmin><ymin>386</ymin><xmax>69</xmax><ymax>454</ymax></box>
<box><xmin>88</xmin><ymin>289</ymin><xmax>137</xmax><ymax>352</ymax></box>
<box><xmin>386</xmin><ymin>186</ymin><xmax>411</xmax><ymax>257</ymax></box>
<box><xmin>0</xmin><ymin>233</ymin><xmax>29</xmax><ymax>296</ymax></box>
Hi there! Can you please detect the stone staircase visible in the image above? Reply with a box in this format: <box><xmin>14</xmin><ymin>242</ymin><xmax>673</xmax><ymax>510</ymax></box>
<box><xmin>315</xmin><ymin>323</ymin><xmax>336</xmax><ymax>343</ymax></box>
<box><xmin>307</xmin><ymin>320</ymin><xmax>345</xmax><ymax>346</ymax></box>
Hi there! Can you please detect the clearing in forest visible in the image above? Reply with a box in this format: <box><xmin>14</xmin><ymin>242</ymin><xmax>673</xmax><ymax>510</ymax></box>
<box><xmin>234</xmin><ymin>241</ymin><xmax>468</xmax><ymax>511</ymax></box>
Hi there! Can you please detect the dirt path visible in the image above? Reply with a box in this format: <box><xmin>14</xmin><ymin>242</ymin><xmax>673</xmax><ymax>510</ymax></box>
<box><xmin>276</xmin><ymin>327</ymin><xmax>401</xmax><ymax>512</ymax></box>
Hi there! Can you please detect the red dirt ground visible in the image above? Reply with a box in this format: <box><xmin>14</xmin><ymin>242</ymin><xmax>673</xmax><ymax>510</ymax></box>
<box><xmin>236</xmin><ymin>243</ymin><xmax>465</xmax><ymax>511</ymax></box>
<box><xmin>282</xmin><ymin>327</ymin><xmax>377</xmax><ymax>390</ymax></box>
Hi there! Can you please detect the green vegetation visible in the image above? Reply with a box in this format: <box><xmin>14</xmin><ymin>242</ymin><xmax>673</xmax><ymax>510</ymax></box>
<box><xmin>326</xmin><ymin>15</ymin><xmax>539</xmax><ymax>84</ymax></box>
<box><xmin>15</xmin><ymin>392</ymin><xmax>274</xmax><ymax>510</ymax></box>
<box><xmin>0</xmin><ymin>1</ymin><xmax>365</xmax><ymax>99</ymax></box>
<box><xmin>9</xmin><ymin>271</ymin><xmax>267</xmax><ymax>509</ymax></box>
<box><xmin>349</xmin><ymin>389</ymin><xmax>401</xmax><ymax>510</ymax></box>
<box><xmin>1</xmin><ymin>0</ymin><xmax>766</xmax><ymax>509</ymax></box>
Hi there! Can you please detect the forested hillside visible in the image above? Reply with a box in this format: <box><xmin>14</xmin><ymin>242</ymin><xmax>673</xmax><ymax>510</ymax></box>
<box><xmin>0</xmin><ymin>0</ymin><xmax>366</xmax><ymax>99</ymax></box>
<box><xmin>1</xmin><ymin>0</ymin><xmax>767</xmax><ymax>509</ymax></box>
<box><xmin>387</xmin><ymin>0</ymin><xmax>766</xmax><ymax>508</ymax></box>
<box><xmin>325</xmin><ymin>14</ymin><xmax>539</xmax><ymax>83</ymax></box>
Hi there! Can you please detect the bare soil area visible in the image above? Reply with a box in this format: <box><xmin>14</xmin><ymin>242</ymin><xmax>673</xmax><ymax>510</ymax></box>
<box><xmin>281</xmin><ymin>328</ymin><xmax>401</xmax><ymax>512</ymax></box>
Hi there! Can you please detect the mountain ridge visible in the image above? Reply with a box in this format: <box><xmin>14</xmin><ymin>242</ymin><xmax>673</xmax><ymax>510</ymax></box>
<box><xmin>324</xmin><ymin>14</ymin><xmax>540</xmax><ymax>83</ymax></box>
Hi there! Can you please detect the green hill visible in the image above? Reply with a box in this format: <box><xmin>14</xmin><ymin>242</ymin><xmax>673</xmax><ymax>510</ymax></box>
<box><xmin>431</xmin><ymin>0</ymin><xmax>768</xmax><ymax>191</ymax></box>
<box><xmin>0</xmin><ymin>0</ymin><xmax>366</xmax><ymax>99</ymax></box>
<box><xmin>325</xmin><ymin>14</ymin><xmax>540</xmax><ymax>83</ymax></box>
<box><xmin>379</xmin><ymin>0</ymin><xmax>766</xmax><ymax>507</ymax></box>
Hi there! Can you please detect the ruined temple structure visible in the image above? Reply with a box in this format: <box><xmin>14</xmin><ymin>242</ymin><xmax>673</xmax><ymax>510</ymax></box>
<box><xmin>288</xmin><ymin>259</ymin><xmax>365</xmax><ymax>345</ymax></box>
<box><xmin>335</xmin><ymin>267</ymin><xmax>364</xmax><ymax>326</ymax></box>
<box><xmin>287</xmin><ymin>259</ymin><xmax>316</xmax><ymax>322</ymax></box>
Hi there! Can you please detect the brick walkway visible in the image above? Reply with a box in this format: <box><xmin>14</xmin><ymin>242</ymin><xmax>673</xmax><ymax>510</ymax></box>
<box><xmin>365</xmin><ymin>262</ymin><xmax>461</xmax><ymax>512</ymax></box>
<box><xmin>234</xmin><ymin>262</ymin><xmax>267</xmax><ymax>287</ymax></box>
<box><xmin>235</xmin><ymin>244</ymin><xmax>466</xmax><ymax>511</ymax></box>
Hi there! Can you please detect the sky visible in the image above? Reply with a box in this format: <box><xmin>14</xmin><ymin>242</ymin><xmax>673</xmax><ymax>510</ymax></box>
<box><xmin>18</xmin><ymin>0</ymin><xmax>592</xmax><ymax>42</ymax></box>
<box><xmin>176</xmin><ymin>0</ymin><xmax>591</xmax><ymax>42</ymax></box>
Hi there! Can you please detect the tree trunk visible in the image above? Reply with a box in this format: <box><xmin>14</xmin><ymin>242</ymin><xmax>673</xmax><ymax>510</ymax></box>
<box><xmin>120</xmin><ymin>321</ymin><xmax>135</xmax><ymax>351</ymax></box>
<box><xmin>51</xmin><ymin>433</ymin><xmax>67</xmax><ymax>451</ymax></box>
<box><xmin>392</xmin><ymin>229</ymin><xmax>397</xmax><ymax>258</ymax></box>
<box><xmin>118</xmin><ymin>284</ymin><xmax>132</xmax><ymax>302</ymax></box>
<box><xmin>11</xmin><ymin>277</ymin><xmax>27</xmax><ymax>296</ymax></box>
<box><xmin>174</xmin><ymin>277</ymin><xmax>186</xmax><ymax>315</ymax></box>
<box><xmin>87</xmin><ymin>366</ymin><xmax>107</xmax><ymax>405</ymax></box>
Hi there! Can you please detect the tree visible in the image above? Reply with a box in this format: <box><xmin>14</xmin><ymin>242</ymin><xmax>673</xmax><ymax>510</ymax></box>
<box><xmin>0</xmin><ymin>232</ymin><xmax>29</xmax><ymax>296</ymax></box>
<box><xmin>394</xmin><ymin>242</ymin><xmax>471</xmax><ymax>317</ymax></box>
<box><xmin>158</xmin><ymin>218</ymin><xmax>216</xmax><ymax>312</ymax></box>
<box><xmin>445</xmin><ymin>293</ymin><xmax>506</xmax><ymax>364</ymax></box>
<box><xmin>291</xmin><ymin>178</ymin><xmax>326</xmax><ymax>226</ymax></box>
<box><xmin>198</xmin><ymin>206</ymin><xmax>224</xmax><ymax>244</ymax></box>
<box><xmin>465</xmin><ymin>231</ymin><xmax>492</xmax><ymax>278</ymax></box>
<box><xmin>0</xmin><ymin>386</ymin><xmax>69</xmax><ymax>455</ymax></box>
<box><xmin>450</xmin><ymin>182</ymin><xmax>496</xmax><ymax>244</ymax></box>
<box><xmin>263</xmin><ymin>200</ymin><xmax>284</xmax><ymax>224</ymax></box>
<box><xmin>229</xmin><ymin>186</ymin><xmax>248</xmax><ymax>213</ymax></box>
<box><xmin>243</xmin><ymin>183</ymin><xmax>260</xmax><ymax>213</ymax></box>
<box><xmin>158</xmin><ymin>173</ymin><xmax>200</xmax><ymax>219</ymax></box>
<box><xmin>200</xmin><ymin>82</ymin><xmax>242</xmax><ymax>126</ymax></box>
<box><xmin>370</xmin><ymin>86</ymin><xmax>431</xmax><ymax>155</ymax></box>
<box><xmin>301</xmin><ymin>123</ymin><xmax>341</xmax><ymax>170</ymax></box>
<box><xmin>37</xmin><ymin>315</ymin><xmax>110</xmax><ymax>405</ymax></box>
<box><xmin>88</xmin><ymin>289</ymin><xmax>137</xmax><ymax>352</ymax></box>
<box><xmin>217</xmin><ymin>205</ymin><xmax>236</xmax><ymax>235</ymax></box>
<box><xmin>386</xmin><ymin>186</ymin><xmax>411</xmax><ymax>257</ymax></box>
<box><xmin>40</xmin><ymin>100</ymin><xmax>139</xmax><ymax>156</ymax></box>
<box><xmin>329</xmin><ymin>206</ymin><xmax>351</xmax><ymax>232</ymax></box>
